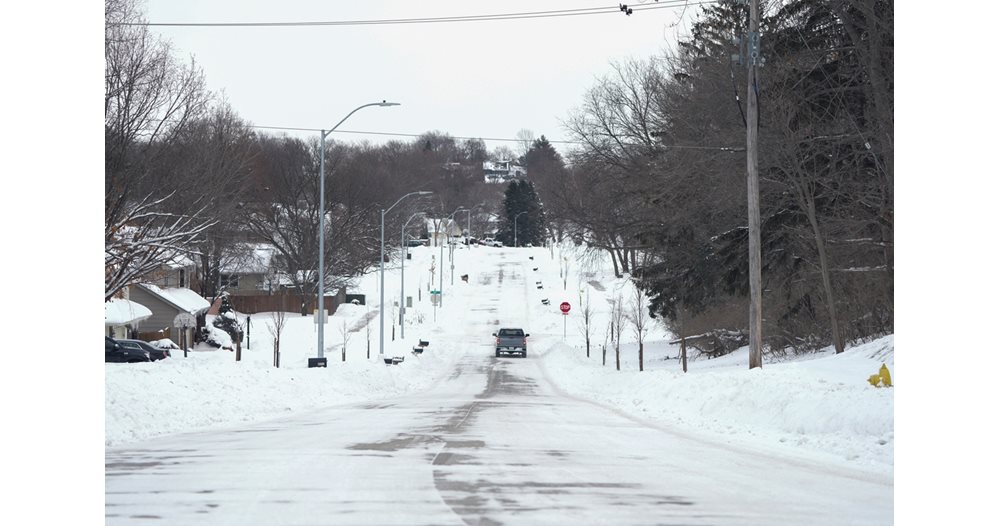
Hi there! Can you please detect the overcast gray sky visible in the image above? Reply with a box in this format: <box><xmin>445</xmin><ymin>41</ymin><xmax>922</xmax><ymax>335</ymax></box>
<box><xmin>142</xmin><ymin>0</ymin><xmax>701</xmax><ymax>155</ymax></box>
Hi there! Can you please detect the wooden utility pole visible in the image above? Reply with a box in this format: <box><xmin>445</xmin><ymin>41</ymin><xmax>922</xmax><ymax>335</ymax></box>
<box><xmin>746</xmin><ymin>0</ymin><xmax>763</xmax><ymax>369</ymax></box>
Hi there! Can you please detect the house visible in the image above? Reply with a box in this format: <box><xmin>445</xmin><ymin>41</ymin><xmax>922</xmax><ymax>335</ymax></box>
<box><xmin>481</xmin><ymin>212</ymin><xmax>501</xmax><ymax>239</ymax></box>
<box><xmin>105</xmin><ymin>297</ymin><xmax>152</xmax><ymax>339</ymax></box>
<box><xmin>218</xmin><ymin>243</ymin><xmax>283</xmax><ymax>296</ymax></box>
<box><xmin>483</xmin><ymin>160</ymin><xmax>527</xmax><ymax>184</ymax></box>
<box><xmin>128</xmin><ymin>283</ymin><xmax>211</xmax><ymax>348</ymax></box>
<box><xmin>141</xmin><ymin>254</ymin><xmax>198</xmax><ymax>290</ymax></box>
<box><xmin>427</xmin><ymin>218</ymin><xmax>463</xmax><ymax>247</ymax></box>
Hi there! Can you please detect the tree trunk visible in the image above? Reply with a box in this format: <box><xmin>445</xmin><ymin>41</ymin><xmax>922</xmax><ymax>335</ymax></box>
<box><xmin>609</xmin><ymin>247</ymin><xmax>621</xmax><ymax>278</ymax></box>
<box><xmin>681</xmin><ymin>337</ymin><xmax>688</xmax><ymax>373</ymax></box>
<box><xmin>616</xmin><ymin>248</ymin><xmax>630</xmax><ymax>275</ymax></box>
<box><xmin>807</xmin><ymin>199</ymin><xmax>845</xmax><ymax>354</ymax></box>
<box><xmin>585</xmin><ymin>334</ymin><xmax>590</xmax><ymax>358</ymax></box>
<box><xmin>615</xmin><ymin>342</ymin><xmax>620</xmax><ymax>371</ymax></box>
<box><xmin>638</xmin><ymin>341</ymin><xmax>643</xmax><ymax>372</ymax></box>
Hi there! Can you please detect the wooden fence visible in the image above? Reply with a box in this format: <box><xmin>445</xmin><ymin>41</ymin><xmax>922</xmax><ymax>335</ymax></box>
<box><xmin>228</xmin><ymin>289</ymin><xmax>347</xmax><ymax>316</ymax></box>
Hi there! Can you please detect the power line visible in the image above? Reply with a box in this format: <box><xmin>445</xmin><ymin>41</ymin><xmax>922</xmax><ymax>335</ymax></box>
<box><xmin>249</xmin><ymin>125</ymin><xmax>582</xmax><ymax>144</ymax></box>
<box><xmin>248</xmin><ymin>124</ymin><xmax>741</xmax><ymax>151</ymax></box>
<box><xmin>113</xmin><ymin>1</ymin><xmax>716</xmax><ymax>28</ymax></box>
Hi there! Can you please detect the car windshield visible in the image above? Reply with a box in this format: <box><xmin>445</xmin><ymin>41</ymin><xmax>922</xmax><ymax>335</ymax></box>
<box><xmin>498</xmin><ymin>329</ymin><xmax>524</xmax><ymax>337</ymax></box>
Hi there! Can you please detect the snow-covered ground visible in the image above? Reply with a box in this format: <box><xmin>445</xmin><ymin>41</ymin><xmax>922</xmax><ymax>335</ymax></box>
<box><xmin>106</xmin><ymin>241</ymin><xmax>893</xmax><ymax>477</ymax></box>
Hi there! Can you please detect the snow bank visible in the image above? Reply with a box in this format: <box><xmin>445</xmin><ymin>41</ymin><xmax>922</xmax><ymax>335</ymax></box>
<box><xmin>540</xmin><ymin>335</ymin><xmax>895</xmax><ymax>471</ymax></box>
<box><xmin>105</xmin><ymin>350</ymin><xmax>454</xmax><ymax>447</ymax></box>
<box><xmin>106</xmin><ymin>279</ymin><xmax>460</xmax><ymax>447</ymax></box>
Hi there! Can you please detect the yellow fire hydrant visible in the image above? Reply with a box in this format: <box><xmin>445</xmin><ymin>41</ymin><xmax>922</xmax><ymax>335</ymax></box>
<box><xmin>868</xmin><ymin>363</ymin><xmax>893</xmax><ymax>387</ymax></box>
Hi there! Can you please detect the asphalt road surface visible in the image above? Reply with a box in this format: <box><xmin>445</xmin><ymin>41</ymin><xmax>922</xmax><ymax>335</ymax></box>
<box><xmin>106</xmin><ymin>253</ymin><xmax>892</xmax><ymax>525</ymax></box>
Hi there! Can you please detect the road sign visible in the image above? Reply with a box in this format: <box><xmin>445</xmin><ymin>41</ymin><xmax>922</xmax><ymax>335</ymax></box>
<box><xmin>313</xmin><ymin>309</ymin><xmax>328</xmax><ymax>324</ymax></box>
<box><xmin>560</xmin><ymin>301</ymin><xmax>571</xmax><ymax>314</ymax></box>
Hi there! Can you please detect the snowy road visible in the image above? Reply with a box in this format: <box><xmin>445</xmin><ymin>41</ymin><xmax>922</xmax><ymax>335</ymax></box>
<box><xmin>106</xmin><ymin>251</ymin><xmax>892</xmax><ymax>525</ymax></box>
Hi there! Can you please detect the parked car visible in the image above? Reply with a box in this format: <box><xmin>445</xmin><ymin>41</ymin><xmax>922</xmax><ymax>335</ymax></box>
<box><xmin>493</xmin><ymin>327</ymin><xmax>529</xmax><ymax>358</ymax></box>
<box><xmin>117</xmin><ymin>339</ymin><xmax>171</xmax><ymax>361</ymax></box>
<box><xmin>105</xmin><ymin>336</ymin><xmax>151</xmax><ymax>363</ymax></box>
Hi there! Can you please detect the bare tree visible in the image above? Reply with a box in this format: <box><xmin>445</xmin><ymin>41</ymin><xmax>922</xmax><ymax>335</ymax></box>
<box><xmin>577</xmin><ymin>287</ymin><xmax>594</xmax><ymax>358</ymax></box>
<box><xmin>676</xmin><ymin>302</ymin><xmax>688</xmax><ymax>373</ymax></box>
<box><xmin>365</xmin><ymin>307</ymin><xmax>373</xmax><ymax>359</ymax></box>
<box><xmin>515</xmin><ymin>128</ymin><xmax>535</xmax><ymax>159</ymax></box>
<box><xmin>267</xmin><ymin>310</ymin><xmax>287</xmax><ymax>368</ymax></box>
<box><xmin>629</xmin><ymin>284</ymin><xmax>650</xmax><ymax>371</ymax></box>
<box><xmin>105</xmin><ymin>0</ymin><xmax>212</xmax><ymax>299</ymax></box>
<box><xmin>243</xmin><ymin>136</ymin><xmax>377</xmax><ymax>313</ymax></box>
<box><xmin>610</xmin><ymin>293</ymin><xmax>627</xmax><ymax>371</ymax></box>
<box><xmin>602</xmin><ymin>320</ymin><xmax>611</xmax><ymax>367</ymax></box>
<box><xmin>340</xmin><ymin>318</ymin><xmax>351</xmax><ymax>362</ymax></box>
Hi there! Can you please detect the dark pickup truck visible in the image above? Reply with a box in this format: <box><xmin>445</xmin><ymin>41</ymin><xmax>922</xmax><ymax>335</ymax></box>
<box><xmin>493</xmin><ymin>328</ymin><xmax>529</xmax><ymax>358</ymax></box>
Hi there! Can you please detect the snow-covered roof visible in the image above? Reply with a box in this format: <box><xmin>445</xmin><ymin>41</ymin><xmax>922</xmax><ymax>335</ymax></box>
<box><xmin>105</xmin><ymin>298</ymin><xmax>153</xmax><ymax>326</ymax></box>
<box><xmin>139</xmin><ymin>284</ymin><xmax>210</xmax><ymax>315</ymax></box>
<box><xmin>162</xmin><ymin>253</ymin><xmax>196</xmax><ymax>269</ymax></box>
<box><xmin>220</xmin><ymin>244</ymin><xmax>277</xmax><ymax>274</ymax></box>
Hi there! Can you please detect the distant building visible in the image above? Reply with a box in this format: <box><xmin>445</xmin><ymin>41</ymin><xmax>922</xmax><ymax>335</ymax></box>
<box><xmin>483</xmin><ymin>160</ymin><xmax>526</xmax><ymax>184</ymax></box>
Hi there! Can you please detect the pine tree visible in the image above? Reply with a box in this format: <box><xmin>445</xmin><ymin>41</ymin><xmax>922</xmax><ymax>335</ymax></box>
<box><xmin>497</xmin><ymin>180</ymin><xmax>546</xmax><ymax>246</ymax></box>
<box><xmin>213</xmin><ymin>293</ymin><xmax>242</xmax><ymax>343</ymax></box>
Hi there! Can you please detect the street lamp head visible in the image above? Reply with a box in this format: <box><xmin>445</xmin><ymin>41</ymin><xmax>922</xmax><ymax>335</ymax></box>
<box><xmin>379</xmin><ymin>101</ymin><xmax>401</xmax><ymax>107</ymax></box>
<box><xmin>416</xmin><ymin>191</ymin><xmax>433</xmax><ymax>195</ymax></box>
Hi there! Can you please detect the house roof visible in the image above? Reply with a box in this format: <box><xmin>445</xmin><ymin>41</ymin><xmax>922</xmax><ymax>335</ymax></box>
<box><xmin>162</xmin><ymin>253</ymin><xmax>196</xmax><ymax>269</ymax></box>
<box><xmin>138</xmin><ymin>284</ymin><xmax>210</xmax><ymax>315</ymax></box>
<box><xmin>105</xmin><ymin>298</ymin><xmax>153</xmax><ymax>326</ymax></box>
<box><xmin>220</xmin><ymin>243</ymin><xmax>276</xmax><ymax>274</ymax></box>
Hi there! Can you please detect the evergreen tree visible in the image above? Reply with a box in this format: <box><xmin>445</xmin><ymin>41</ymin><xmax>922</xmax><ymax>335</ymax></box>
<box><xmin>212</xmin><ymin>293</ymin><xmax>242</xmax><ymax>343</ymax></box>
<box><xmin>497</xmin><ymin>180</ymin><xmax>546</xmax><ymax>247</ymax></box>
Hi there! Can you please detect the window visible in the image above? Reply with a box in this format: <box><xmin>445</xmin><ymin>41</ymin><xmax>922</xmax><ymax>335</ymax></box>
<box><xmin>220</xmin><ymin>273</ymin><xmax>240</xmax><ymax>289</ymax></box>
<box><xmin>498</xmin><ymin>329</ymin><xmax>524</xmax><ymax>337</ymax></box>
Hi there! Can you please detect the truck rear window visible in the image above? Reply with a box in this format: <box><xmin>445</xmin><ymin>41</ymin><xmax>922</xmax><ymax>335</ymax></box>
<box><xmin>498</xmin><ymin>329</ymin><xmax>524</xmax><ymax>337</ymax></box>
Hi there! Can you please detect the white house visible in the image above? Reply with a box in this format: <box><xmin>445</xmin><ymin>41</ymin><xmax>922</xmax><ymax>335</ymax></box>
<box><xmin>483</xmin><ymin>160</ymin><xmax>527</xmax><ymax>184</ymax></box>
<box><xmin>427</xmin><ymin>218</ymin><xmax>463</xmax><ymax>246</ymax></box>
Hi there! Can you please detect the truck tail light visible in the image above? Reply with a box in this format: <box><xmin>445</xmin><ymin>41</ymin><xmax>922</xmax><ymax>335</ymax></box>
<box><xmin>496</xmin><ymin>338</ymin><xmax>500</xmax><ymax>345</ymax></box>
<box><xmin>523</xmin><ymin>338</ymin><xmax>527</xmax><ymax>345</ymax></box>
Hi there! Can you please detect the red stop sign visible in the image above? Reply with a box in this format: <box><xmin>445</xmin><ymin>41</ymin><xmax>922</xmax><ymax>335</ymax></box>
<box><xmin>560</xmin><ymin>302</ymin><xmax>571</xmax><ymax>314</ymax></box>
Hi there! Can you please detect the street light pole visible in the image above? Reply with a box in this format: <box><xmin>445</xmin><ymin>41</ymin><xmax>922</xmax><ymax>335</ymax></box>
<box><xmin>317</xmin><ymin>101</ymin><xmax>399</xmax><ymax>362</ymax></box>
<box><xmin>514</xmin><ymin>211</ymin><xmax>528</xmax><ymax>248</ymax></box>
<box><xmin>400</xmin><ymin>212</ymin><xmax>424</xmax><ymax>340</ymax></box>
<box><xmin>439</xmin><ymin>207</ymin><xmax>466</xmax><ymax>307</ymax></box>
<box><xmin>380</xmin><ymin>191</ymin><xmax>432</xmax><ymax>359</ymax></box>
